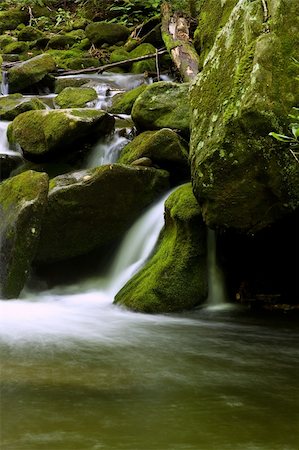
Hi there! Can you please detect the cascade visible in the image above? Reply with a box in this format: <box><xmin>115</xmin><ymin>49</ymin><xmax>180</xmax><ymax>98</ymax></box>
<box><xmin>0</xmin><ymin>190</ymin><xmax>171</xmax><ymax>341</ymax></box>
<box><xmin>1</xmin><ymin>71</ymin><xmax>9</xmax><ymax>95</ymax></box>
<box><xmin>86</xmin><ymin>130</ymin><xmax>130</xmax><ymax>167</ymax></box>
<box><xmin>0</xmin><ymin>121</ymin><xmax>20</xmax><ymax>156</ymax></box>
<box><xmin>206</xmin><ymin>229</ymin><xmax>227</xmax><ymax>309</ymax></box>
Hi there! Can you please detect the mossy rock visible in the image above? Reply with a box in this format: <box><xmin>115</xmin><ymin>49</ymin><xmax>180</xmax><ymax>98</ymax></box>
<box><xmin>8</xmin><ymin>53</ymin><xmax>56</xmax><ymax>93</ymax></box>
<box><xmin>54</xmin><ymin>76</ymin><xmax>88</xmax><ymax>94</ymax></box>
<box><xmin>109</xmin><ymin>84</ymin><xmax>147</xmax><ymax>114</ymax></box>
<box><xmin>18</xmin><ymin>26</ymin><xmax>44</xmax><ymax>42</ymax></box>
<box><xmin>0</xmin><ymin>93</ymin><xmax>47</xmax><ymax>120</ymax></box>
<box><xmin>35</xmin><ymin>164</ymin><xmax>169</xmax><ymax>262</ymax></box>
<box><xmin>118</xmin><ymin>128</ymin><xmax>190</xmax><ymax>182</ymax></box>
<box><xmin>3</xmin><ymin>41</ymin><xmax>29</xmax><ymax>54</ymax></box>
<box><xmin>190</xmin><ymin>0</ymin><xmax>299</xmax><ymax>232</ymax></box>
<box><xmin>132</xmin><ymin>81</ymin><xmax>190</xmax><ymax>137</ymax></box>
<box><xmin>114</xmin><ymin>183</ymin><xmax>207</xmax><ymax>313</ymax></box>
<box><xmin>63</xmin><ymin>56</ymin><xmax>99</xmax><ymax>70</ymax></box>
<box><xmin>0</xmin><ymin>34</ymin><xmax>15</xmax><ymax>50</ymax></box>
<box><xmin>47</xmin><ymin>34</ymin><xmax>78</xmax><ymax>50</ymax></box>
<box><xmin>55</xmin><ymin>86</ymin><xmax>98</xmax><ymax>108</ymax></box>
<box><xmin>10</xmin><ymin>109</ymin><xmax>115</xmax><ymax>161</ymax></box>
<box><xmin>0</xmin><ymin>9</ymin><xmax>29</xmax><ymax>34</ymax></box>
<box><xmin>46</xmin><ymin>49</ymin><xmax>88</xmax><ymax>70</ymax></box>
<box><xmin>129</xmin><ymin>43</ymin><xmax>157</xmax><ymax>74</ymax></box>
<box><xmin>0</xmin><ymin>170</ymin><xmax>49</xmax><ymax>299</ymax></box>
<box><xmin>85</xmin><ymin>22</ymin><xmax>130</xmax><ymax>46</ymax></box>
<box><xmin>109</xmin><ymin>47</ymin><xmax>131</xmax><ymax>69</ymax></box>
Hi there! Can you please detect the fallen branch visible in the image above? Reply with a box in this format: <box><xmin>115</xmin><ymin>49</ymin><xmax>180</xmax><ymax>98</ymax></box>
<box><xmin>55</xmin><ymin>49</ymin><xmax>168</xmax><ymax>76</ymax></box>
<box><xmin>161</xmin><ymin>2</ymin><xmax>199</xmax><ymax>82</ymax></box>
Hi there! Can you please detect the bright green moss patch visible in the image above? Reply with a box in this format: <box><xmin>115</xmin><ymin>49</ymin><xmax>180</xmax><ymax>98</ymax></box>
<box><xmin>114</xmin><ymin>183</ymin><xmax>207</xmax><ymax>313</ymax></box>
<box><xmin>0</xmin><ymin>94</ymin><xmax>46</xmax><ymax>120</ymax></box>
<box><xmin>109</xmin><ymin>84</ymin><xmax>147</xmax><ymax>114</ymax></box>
<box><xmin>55</xmin><ymin>87</ymin><xmax>97</xmax><ymax>108</ymax></box>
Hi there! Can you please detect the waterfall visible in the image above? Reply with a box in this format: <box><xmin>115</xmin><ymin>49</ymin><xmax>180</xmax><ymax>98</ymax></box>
<box><xmin>86</xmin><ymin>131</ymin><xmax>130</xmax><ymax>167</ymax></box>
<box><xmin>0</xmin><ymin>121</ymin><xmax>20</xmax><ymax>156</ymax></box>
<box><xmin>0</xmin><ymin>191</ymin><xmax>171</xmax><ymax>341</ymax></box>
<box><xmin>1</xmin><ymin>71</ymin><xmax>9</xmax><ymax>95</ymax></box>
<box><xmin>206</xmin><ymin>229</ymin><xmax>227</xmax><ymax>309</ymax></box>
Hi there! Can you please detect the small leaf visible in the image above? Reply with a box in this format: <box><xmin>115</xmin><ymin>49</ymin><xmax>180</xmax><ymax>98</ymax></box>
<box><xmin>269</xmin><ymin>132</ymin><xmax>294</xmax><ymax>142</ymax></box>
<box><xmin>290</xmin><ymin>123</ymin><xmax>299</xmax><ymax>139</ymax></box>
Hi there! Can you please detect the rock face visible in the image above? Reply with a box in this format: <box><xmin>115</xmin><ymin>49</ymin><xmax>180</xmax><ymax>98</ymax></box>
<box><xmin>0</xmin><ymin>94</ymin><xmax>47</xmax><ymax>120</ymax></box>
<box><xmin>190</xmin><ymin>0</ymin><xmax>299</xmax><ymax>232</ymax></box>
<box><xmin>85</xmin><ymin>22</ymin><xmax>130</xmax><ymax>45</ymax></box>
<box><xmin>0</xmin><ymin>171</ymin><xmax>49</xmax><ymax>299</ymax></box>
<box><xmin>132</xmin><ymin>82</ymin><xmax>190</xmax><ymax>137</ymax></box>
<box><xmin>35</xmin><ymin>164</ymin><xmax>169</xmax><ymax>262</ymax></box>
<box><xmin>55</xmin><ymin>87</ymin><xmax>98</xmax><ymax>108</ymax></box>
<box><xmin>118</xmin><ymin>128</ymin><xmax>190</xmax><ymax>182</ymax></box>
<box><xmin>8</xmin><ymin>53</ymin><xmax>56</xmax><ymax>93</ymax></box>
<box><xmin>114</xmin><ymin>183</ymin><xmax>208</xmax><ymax>313</ymax></box>
<box><xmin>9</xmin><ymin>109</ymin><xmax>115</xmax><ymax>160</ymax></box>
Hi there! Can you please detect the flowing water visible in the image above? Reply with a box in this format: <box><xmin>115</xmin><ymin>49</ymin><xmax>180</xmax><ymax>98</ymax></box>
<box><xmin>1</xmin><ymin>72</ymin><xmax>298</xmax><ymax>450</ymax></box>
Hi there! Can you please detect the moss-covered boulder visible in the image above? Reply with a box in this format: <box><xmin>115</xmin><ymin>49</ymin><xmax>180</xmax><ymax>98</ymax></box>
<box><xmin>132</xmin><ymin>82</ymin><xmax>190</xmax><ymax>137</ymax></box>
<box><xmin>0</xmin><ymin>34</ymin><xmax>15</xmax><ymax>50</ymax></box>
<box><xmin>109</xmin><ymin>84</ymin><xmax>147</xmax><ymax>114</ymax></box>
<box><xmin>54</xmin><ymin>76</ymin><xmax>88</xmax><ymax>93</ymax></box>
<box><xmin>47</xmin><ymin>34</ymin><xmax>78</xmax><ymax>50</ymax></box>
<box><xmin>9</xmin><ymin>109</ymin><xmax>115</xmax><ymax>161</ymax></box>
<box><xmin>0</xmin><ymin>9</ymin><xmax>28</xmax><ymax>34</ymax></box>
<box><xmin>114</xmin><ymin>183</ymin><xmax>207</xmax><ymax>312</ymax></box>
<box><xmin>35</xmin><ymin>164</ymin><xmax>169</xmax><ymax>262</ymax></box>
<box><xmin>8</xmin><ymin>53</ymin><xmax>56</xmax><ymax>93</ymax></box>
<box><xmin>118</xmin><ymin>129</ymin><xmax>190</xmax><ymax>182</ymax></box>
<box><xmin>0</xmin><ymin>170</ymin><xmax>49</xmax><ymax>299</ymax></box>
<box><xmin>3</xmin><ymin>41</ymin><xmax>29</xmax><ymax>54</ymax></box>
<box><xmin>129</xmin><ymin>43</ymin><xmax>156</xmax><ymax>74</ymax></box>
<box><xmin>0</xmin><ymin>94</ymin><xmax>47</xmax><ymax>120</ymax></box>
<box><xmin>110</xmin><ymin>48</ymin><xmax>130</xmax><ymax>64</ymax></box>
<box><xmin>190</xmin><ymin>0</ymin><xmax>299</xmax><ymax>232</ymax></box>
<box><xmin>55</xmin><ymin>87</ymin><xmax>98</xmax><ymax>108</ymax></box>
<box><xmin>85</xmin><ymin>22</ymin><xmax>130</xmax><ymax>46</ymax></box>
<box><xmin>18</xmin><ymin>25</ymin><xmax>44</xmax><ymax>42</ymax></box>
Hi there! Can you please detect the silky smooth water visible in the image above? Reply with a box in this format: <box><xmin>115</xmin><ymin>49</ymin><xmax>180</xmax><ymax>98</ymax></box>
<box><xmin>1</xmin><ymin>195</ymin><xmax>298</xmax><ymax>450</ymax></box>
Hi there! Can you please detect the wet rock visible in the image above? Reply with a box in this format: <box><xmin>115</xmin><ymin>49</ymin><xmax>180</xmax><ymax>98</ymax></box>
<box><xmin>0</xmin><ymin>170</ymin><xmax>49</xmax><ymax>299</ymax></box>
<box><xmin>0</xmin><ymin>153</ymin><xmax>23</xmax><ymax>181</ymax></box>
<box><xmin>85</xmin><ymin>22</ymin><xmax>130</xmax><ymax>46</ymax></box>
<box><xmin>190</xmin><ymin>0</ymin><xmax>299</xmax><ymax>231</ymax></box>
<box><xmin>114</xmin><ymin>183</ymin><xmax>207</xmax><ymax>312</ymax></box>
<box><xmin>118</xmin><ymin>128</ymin><xmax>190</xmax><ymax>182</ymax></box>
<box><xmin>132</xmin><ymin>82</ymin><xmax>190</xmax><ymax>137</ymax></box>
<box><xmin>131</xmin><ymin>157</ymin><xmax>153</xmax><ymax>167</ymax></box>
<box><xmin>35</xmin><ymin>164</ymin><xmax>169</xmax><ymax>262</ymax></box>
<box><xmin>55</xmin><ymin>87</ymin><xmax>98</xmax><ymax>108</ymax></box>
<box><xmin>8</xmin><ymin>53</ymin><xmax>56</xmax><ymax>93</ymax></box>
<box><xmin>109</xmin><ymin>84</ymin><xmax>147</xmax><ymax>115</ymax></box>
<box><xmin>9</xmin><ymin>108</ymin><xmax>115</xmax><ymax>161</ymax></box>
<box><xmin>0</xmin><ymin>94</ymin><xmax>47</xmax><ymax>121</ymax></box>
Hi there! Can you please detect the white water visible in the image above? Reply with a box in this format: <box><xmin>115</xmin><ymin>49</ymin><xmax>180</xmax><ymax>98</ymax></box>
<box><xmin>1</xmin><ymin>70</ymin><xmax>9</xmax><ymax>95</ymax></box>
<box><xmin>206</xmin><ymin>229</ymin><xmax>228</xmax><ymax>310</ymax></box>
<box><xmin>86</xmin><ymin>131</ymin><xmax>130</xmax><ymax>166</ymax></box>
<box><xmin>0</xmin><ymin>121</ymin><xmax>20</xmax><ymax>156</ymax></box>
<box><xmin>0</xmin><ymin>190</ymin><xmax>172</xmax><ymax>343</ymax></box>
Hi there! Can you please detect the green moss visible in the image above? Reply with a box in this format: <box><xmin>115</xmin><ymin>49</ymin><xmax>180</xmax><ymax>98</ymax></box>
<box><xmin>55</xmin><ymin>87</ymin><xmax>97</xmax><ymax>108</ymax></box>
<box><xmin>109</xmin><ymin>84</ymin><xmax>147</xmax><ymax>114</ymax></box>
<box><xmin>3</xmin><ymin>41</ymin><xmax>29</xmax><ymax>54</ymax></box>
<box><xmin>0</xmin><ymin>34</ymin><xmax>15</xmax><ymax>50</ymax></box>
<box><xmin>18</xmin><ymin>26</ymin><xmax>44</xmax><ymax>42</ymax></box>
<box><xmin>85</xmin><ymin>22</ymin><xmax>130</xmax><ymax>46</ymax></box>
<box><xmin>0</xmin><ymin>9</ymin><xmax>28</xmax><ymax>34</ymax></box>
<box><xmin>129</xmin><ymin>43</ymin><xmax>156</xmax><ymax>73</ymax></box>
<box><xmin>0</xmin><ymin>94</ymin><xmax>46</xmax><ymax>120</ymax></box>
<box><xmin>114</xmin><ymin>183</ymin><xmax>207</xmax><ymax>313</ymax></box>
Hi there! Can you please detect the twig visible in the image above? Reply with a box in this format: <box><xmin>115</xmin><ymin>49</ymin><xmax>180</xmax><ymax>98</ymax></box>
<box><xmin>155</xmin><ymin>49</ymin><xmax>160</xmax><ymax>81</ymax></box>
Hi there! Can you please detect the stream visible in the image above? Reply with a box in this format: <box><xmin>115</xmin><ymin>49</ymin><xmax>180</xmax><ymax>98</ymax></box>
<box><xmin>0</xmin><ymin>72</ymin><xmax>299</xmax><ymax>450</ymax></box>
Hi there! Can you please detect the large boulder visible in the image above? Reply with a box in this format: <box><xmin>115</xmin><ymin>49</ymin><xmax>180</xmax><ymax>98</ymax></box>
<box><xmin>35</xmin><ymin>164</ymin><xmax>169</xmax><ymax>262</ymax></box>
<box><xmin>118</xmin><ymin>128</ymin><xmax>190</xmax><ymax>182</ymax></box>
<box><xmin>8</xmin><ymin>53</ymin><xmax>56</xmax><ymax>93</ymax></box>
<box><xmin>9</xmin><ymin>109</ymin><xmax>115</xmax><ymax>160</ymax></box>
<box><xmin>0</xmin><ymin>94</ymin><xmax>47</xmax><ymax>120</ymax></box>
<box><xmin>85</xmin><ymin>22</ymin><xmax>130</xmax><ymax>46</ymax></box>
<box><xmin>132</xmin><ymin>82</ymin><xmax>190</xmax><ymax>137</ymax></box>
<box><xmin>190</xmin><ymin>0</ymin><xmax>299</xmax><ymax>232</ymax></box>
<box><xmin>114</xmin><ymin>183</ymin><xmax>208</xmax><ymax>313</ymax></box>
<box><xmin>55</xmin><ymin>86</ymin><xmax>98</xmax><ymax>108</ymax></box>
<box><xmin>0</xmin><ymin>171</ymin><xmax>49</xmax><ymax>299</ymax></box>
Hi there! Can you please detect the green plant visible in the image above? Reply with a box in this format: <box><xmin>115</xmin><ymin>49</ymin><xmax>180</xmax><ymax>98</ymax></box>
<box><xmin>269</xmin><ymin>108</ymin><xmax>299</xmax><ymax>163</ymax></box>
<box><xmin>108</xmin><ymin>0</ymin><xmax>161</xmax><ymax>26</ymax></box>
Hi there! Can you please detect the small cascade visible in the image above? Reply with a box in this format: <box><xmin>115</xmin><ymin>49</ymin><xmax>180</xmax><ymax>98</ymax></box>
<box><xmin>206</xmin><ymin>229</ymin><xmax>227</xmax><ymax>309</ymax></box>
<box><xmin>1</xmin><ymin>70</ymin><xmax>9</xmax><ymax>95</ymax></box>
<box><xmin>86</xmin><ymin>131</ymin><xmax>130</xmax><ymax>167</ymax></box>
<box><xmin>105</xmin><ymin>189</ymin><xmax>172</xmax><ymax>296</ymax></box>
<box><xmin>0</xmin><ymin>121</ymin><xmax>19</xmax><ymax>156</ymax></box>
